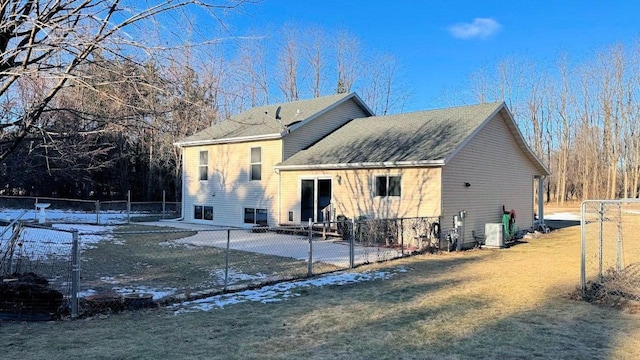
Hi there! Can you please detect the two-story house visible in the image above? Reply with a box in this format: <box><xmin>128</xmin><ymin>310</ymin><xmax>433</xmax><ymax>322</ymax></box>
<box><xmin>176</xmin><ymin>92</ymin><xmax>550</xmax><ymax>248</ymax></box>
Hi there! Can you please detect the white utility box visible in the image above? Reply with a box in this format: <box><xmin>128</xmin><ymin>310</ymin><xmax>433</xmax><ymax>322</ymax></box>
<box><xmin>484</xmin><ymin>223</ymin><xmax>504</xmax><ymax>248</ymax></box>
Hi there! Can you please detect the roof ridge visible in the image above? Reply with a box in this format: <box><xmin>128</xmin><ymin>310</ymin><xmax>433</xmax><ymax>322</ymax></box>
<box><xmin>360</xmin><ymin>101</ymin><xmax>504</xmax><ymax>119</ymax></box>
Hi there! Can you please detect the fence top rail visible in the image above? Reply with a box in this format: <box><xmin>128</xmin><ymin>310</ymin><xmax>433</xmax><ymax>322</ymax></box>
<box><xmin>0</xmin><ymin>195</ymin><xmax>97</xmax><ymax>204</ymax></box>
<box><xmin>129</xmin><ymin>201</ymin><xmax>181</xmax><ymax>205</ymax></box>
<box><xmin>349</xmin><ymin>216</ymin><xmax>440</xmax><ymax>222</ymax></box>
<box><xmin>78</xmin><ymin>228</ymin><xmax>236</xmax><ymax>236</ymax></box>
<box><xmin>23</xmin><ymin>223</ymin><xmax>76</xmax><ymax>233</ymax></box>
<box><xmin>581</xmin><ymin>199</ymin><xmax>640</xmax><ymax>206</ymax></box>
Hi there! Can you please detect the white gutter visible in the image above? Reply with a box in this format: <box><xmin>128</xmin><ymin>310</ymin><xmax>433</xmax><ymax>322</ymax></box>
<box><xmin>274</xmin><ymin>160</ymin><xmax>445</xmax><ymax>171</ymax></box>
<box><xmin>174</xmin><ymin>133</ymin><xmax>283</xmax><ymax>147</ymax></box>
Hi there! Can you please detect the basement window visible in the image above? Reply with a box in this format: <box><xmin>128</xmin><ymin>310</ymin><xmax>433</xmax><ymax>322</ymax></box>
<box><xmin>374</xmin><ymin>175</ymin><xmax>401</xmax><ymax>197</ymax></box>
<box><xmin>244</xmin><ymin>208</ymin><xmax>268</xmax><ymax>226</ymax></box>
<box><xmin>194</xmin><ymin>205</ymin><xmax>213</xmax><ymax>220</ymax></box>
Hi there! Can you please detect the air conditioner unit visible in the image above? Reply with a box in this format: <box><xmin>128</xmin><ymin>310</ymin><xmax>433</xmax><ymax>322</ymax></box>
<box><xmin>484</xmin><ymin>223</ymin><xmax>504</xmax><ymax>248</ymax></box>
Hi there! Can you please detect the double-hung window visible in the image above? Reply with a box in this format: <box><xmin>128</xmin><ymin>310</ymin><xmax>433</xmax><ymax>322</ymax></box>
<box><xmin>250</xmin><ymin>147</ymin><xmax>262</xmax><ymax>181</ymax></box>
<box><xmin>199</xmin><ymin>151</ymin><xmax>208</xmax><ymax>181</ymax></box>
<box><xmin>374</xmin><ymin>175</ymin><xmax>401</xmax><ymax>197</ymax></box>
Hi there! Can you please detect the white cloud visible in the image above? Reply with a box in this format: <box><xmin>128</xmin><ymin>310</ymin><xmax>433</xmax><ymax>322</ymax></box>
<box><xmin>447</xmin><ymin>18</ymin><xmax>501</xmax><ymax>40</ymax></box>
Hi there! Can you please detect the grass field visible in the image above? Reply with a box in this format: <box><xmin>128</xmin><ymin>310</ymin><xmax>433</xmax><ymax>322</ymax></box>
<box><xmin>80</xmin><ymin>225</ymin><xmax>311</xmax><ymax>297</ymax></box>
<box><xmin>1</xmin><ymin>217</ymin><xmax>639</xmax><ymax>359</ymax></box>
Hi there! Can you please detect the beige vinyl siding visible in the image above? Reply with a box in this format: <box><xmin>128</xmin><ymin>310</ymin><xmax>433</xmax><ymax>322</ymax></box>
<box><xmin>441</xmin><ymin>112</ymin><xmax>538</xmax><ymax>246</ymax></box>
<box><xmin>183</xmin><ymin>139</ymin><xmax>282</xmax><ymax>227</ymax></box>
<box><xmin>282</xmin><ymin>98</ymin><xmax>370</xmax><ymax>160</ymax></box>
<box><xmin>279</xmin><ymin>168</ymin><xmax>441</xmax><ymax>223</ymax></box>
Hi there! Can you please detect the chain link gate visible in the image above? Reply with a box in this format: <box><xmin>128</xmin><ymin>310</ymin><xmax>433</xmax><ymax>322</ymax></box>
<box><xmin>580</xmin><ymin>199</ymin><xmax>640</xmax><ymax>301</ymax></box>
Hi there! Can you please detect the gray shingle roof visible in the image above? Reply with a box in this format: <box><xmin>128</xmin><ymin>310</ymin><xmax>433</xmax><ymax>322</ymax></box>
<box><xmin>177</xmin><ymin>93</ymin><xmax>358</xmax><ymax>144</ymax></box>
<box><xmin>278</xmin><ymin>101</ymin><xmax>504</xmax><ymax>167</ymax></box>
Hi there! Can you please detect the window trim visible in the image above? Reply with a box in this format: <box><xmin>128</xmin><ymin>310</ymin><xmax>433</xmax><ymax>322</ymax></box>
<box><xmin>250</xmin><ymin>147</ymin><xmax>262</xmax><ymax>181</ymax></box>
<box><xmin>373</xmin><ymin>174</ymin><xmax>401</xmax><ymax>198</ymax></box>
<box><xmin>199</xmin><ymin>150</ymin><xmax>208</xmax><ymax>181</ymax></box>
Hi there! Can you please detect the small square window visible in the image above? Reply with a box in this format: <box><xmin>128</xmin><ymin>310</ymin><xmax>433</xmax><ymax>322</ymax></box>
<box><xmin>256</xmin><ymin>209</ymin><xmax>268</xmax><ymax>226</ymax></box>
<box><xmin>244</xmin><ymin>208</ymin><xmax>255</xmax><ymax>224</ymax></box>
<box><xmin>194</xmin><ymin>205</ymin><xmax>203</xmax><ymax>220</ymax></box>
<box><xmin>204</xmin><ymin>206</ymin><xmax>213</xmax><ymax>220</ymax></box>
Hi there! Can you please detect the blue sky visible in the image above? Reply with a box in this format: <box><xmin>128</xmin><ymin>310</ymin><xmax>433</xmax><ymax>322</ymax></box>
<box><xmin>225</xmin><ymin>1</ymin><xmax>640</xmax><ymax>110</ymax></box>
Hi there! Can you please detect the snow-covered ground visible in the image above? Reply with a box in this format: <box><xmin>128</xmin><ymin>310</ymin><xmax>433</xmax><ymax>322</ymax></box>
<box><xmin>544</xmin><ymin>212</ymin><xmax>581</xmax><ymax>221</ymax></box>
<box><xmin>0</xmin><ymin>222</ymin><xmax>115</xmax><ymax>260</ymax></box>
<box><xmin>1</xmin><ymin>208</ymin><xmax>129</xmax><ymax>224</ymax></box>
<box><xmin>169</xmin><ymin>266</ymin><xmax>408</xmax><ymax>314</ymax></box>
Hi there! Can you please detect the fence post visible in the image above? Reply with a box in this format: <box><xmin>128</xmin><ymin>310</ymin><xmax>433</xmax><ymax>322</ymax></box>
<box><xmin>598</xmin><ymin>202</ymin><xmax>604</xmax><ymax>281</ymax></box>
<box><xmin>162</xmin><ymin>190</ymin><xmax>166</xmax><ymax>220</ymax></box>
<box><xmin>400</xmin><ymin>219</ymin><xmax>404</xmax><ymax>257</ymax></box>
<box><xmin>350</xmin><ymin>218</ymin><xmax>355</xmax><ymax>268</ymax></box>
<box><xmin>616</xmin><ymin>202</ymin><xmax>623</xmax><ymax>272</ymax></box>
<box><xmin>580</xmin><ymin>201</ymin><xmax>586</xmax><ymax>295</ymax></box>
<box><xmin>71</xmin><ymin>229</ymin><xmax>80</xmax><ymax>319</ymax></box>
<box><xmin>224</xmin><ymin>229</ymin><xmax>230</xmax><ymax>291</ymax></box>
<box><xmin>95</xmin><ymin>200</ymin><xmax>100</xmax><ymax>225</ymax></box>
<box><xmin>127</xmin><ymin>190</ymin><xmax>131</xmax><ymax>224</ymax></box>
<box><xmin>307</xmin><ymin>218</ymin><xmax>313</xmax><ymax>277</ymax></box>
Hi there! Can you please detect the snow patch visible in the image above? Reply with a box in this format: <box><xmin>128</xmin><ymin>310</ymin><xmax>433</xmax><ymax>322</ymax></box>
<box><xmin>545</xmin><ymin>212</ymin><xmax>580</xmax><ymax>221</ymax></box>
<box><xmin>112</xmin><ymin>286</ymin><xmax>177</xmax><ymax>300</ymax></box>
<box><xmin>170</xmin><ymin>266</ymin><xmax>407</xmax><ymax>314</ymax></box>
<box><xmin>210</xmin><ymin>268</ymin><xmax>268</xmax><ymax>285</ymax></box>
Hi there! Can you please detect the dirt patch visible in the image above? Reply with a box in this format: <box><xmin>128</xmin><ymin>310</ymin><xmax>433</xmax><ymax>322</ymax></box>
<box><xmin>0</xmin><ymin>272</ymin><xmax>64</xmax><ymax>320</ymax></box>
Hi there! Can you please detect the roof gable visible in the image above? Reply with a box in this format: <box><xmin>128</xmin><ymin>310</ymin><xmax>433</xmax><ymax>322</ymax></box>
<box><xmin>176</xmin><ymin>93</ymin><xmax>372</xmax><ymax>146</ymax></box>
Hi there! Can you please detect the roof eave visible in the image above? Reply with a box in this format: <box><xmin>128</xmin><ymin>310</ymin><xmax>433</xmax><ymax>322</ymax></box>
<box><xmin>174</xmin><ymin>133</ymin><xmax>283</xmax><ymax>147</ymax></box>
<box><xmin>275</xmin><ymin>160</ymin><xmax>445</xmax><ymax>171</ymax></box>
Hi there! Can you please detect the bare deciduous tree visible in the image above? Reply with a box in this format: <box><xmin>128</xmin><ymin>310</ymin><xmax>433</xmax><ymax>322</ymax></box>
<box><xmin>0</xmin><ymin>0</ymin><xmax>247</xmax><ymax>162</ymax></box>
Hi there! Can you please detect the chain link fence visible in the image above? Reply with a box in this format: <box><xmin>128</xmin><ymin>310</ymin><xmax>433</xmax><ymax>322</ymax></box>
<box><xmin>1</xmin><ymin>221</ymin><xmax>76</xmax><ymax>320</ymax></box>
<box><xmin>1</xmin><ymin>215</ymin><xmax>440</xmax><ymax>319</ymax></box>
<box><xmin>0</xmin><ymin>194</ymin><xmax>181</xmax><ymax>225</ymax></box>
<box><xmin>580</xmin><ymin>199</ymin><xmax>640</xmax><ymax>305</ymax></box>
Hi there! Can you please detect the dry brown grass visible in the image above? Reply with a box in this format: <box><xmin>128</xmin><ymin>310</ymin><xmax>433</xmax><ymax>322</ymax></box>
<box><xmin>1</xmin><ymin>224</ymin><xmax>639</xmax><ymax>359</ymax></box>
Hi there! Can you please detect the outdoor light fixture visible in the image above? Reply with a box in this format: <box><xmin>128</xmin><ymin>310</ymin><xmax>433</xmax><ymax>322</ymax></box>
<box><xmin>336</xmin><ymin>175</ymin><xmax>342</xmax><ymax>185</ymax></box>
<box><xmin>464</xmin><ymin>182</ymin><xmax>471</xmax><ymax>187</ymax></box>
